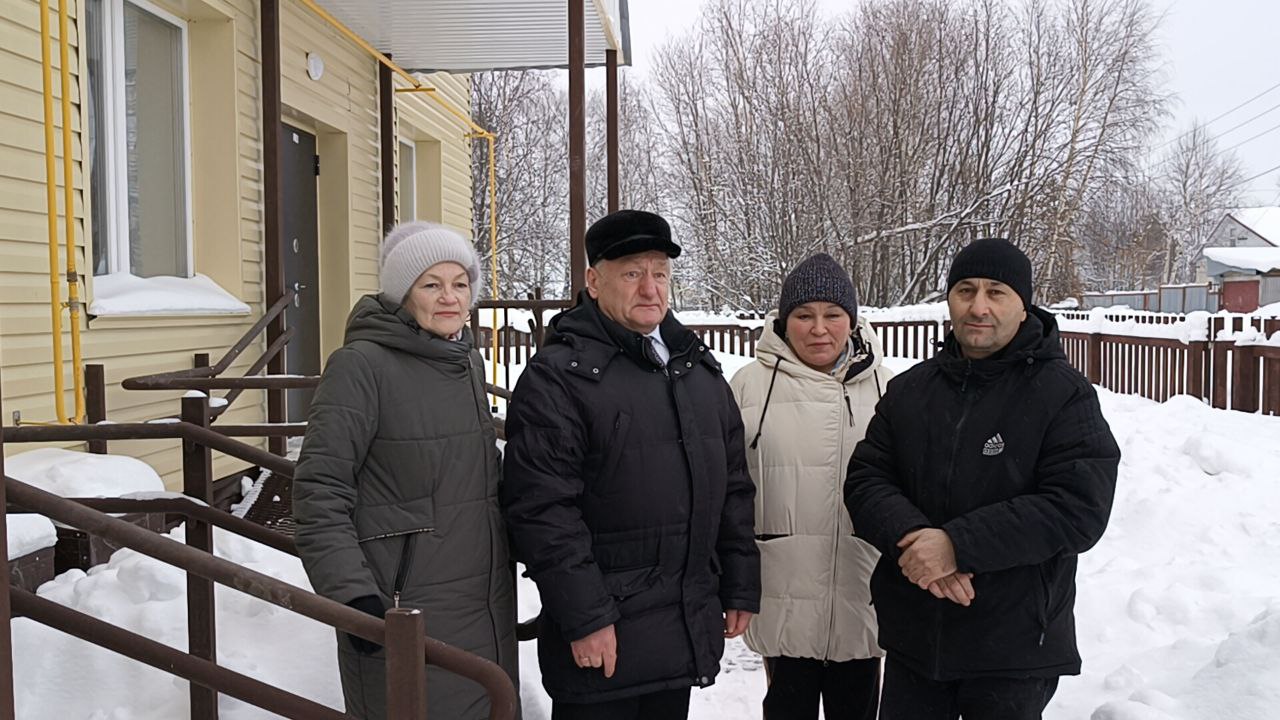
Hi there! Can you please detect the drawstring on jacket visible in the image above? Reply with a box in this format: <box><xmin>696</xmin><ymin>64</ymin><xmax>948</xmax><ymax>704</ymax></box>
<box><xmin>749</xmin><ymin>358</ymin><xmax>783</xmax><ymax>450</ymax></box>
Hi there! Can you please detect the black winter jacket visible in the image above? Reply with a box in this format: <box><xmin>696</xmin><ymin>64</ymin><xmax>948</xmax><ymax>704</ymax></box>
<box><xmin>501</xmin><ymin>293</ymin><xmax>761</xmax><ymax>704</ymax></box>
<box><xmin>844</xmin><ymin>307</ymin><xmax>1119</xmax><ymax>681</ymax></box>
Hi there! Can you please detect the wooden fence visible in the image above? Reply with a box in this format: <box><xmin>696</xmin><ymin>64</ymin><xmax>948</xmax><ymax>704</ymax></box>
<box><xmin>472</xmin><ymin>302</ymin><xmax>1280</xmax><ymax>417</ymax></box>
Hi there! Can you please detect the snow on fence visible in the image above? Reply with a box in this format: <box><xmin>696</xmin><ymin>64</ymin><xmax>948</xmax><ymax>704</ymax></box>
<box><xmin>474</xmin><ymin>301</ymin><xmax>1280</xmax><ymax>416</ymax></box>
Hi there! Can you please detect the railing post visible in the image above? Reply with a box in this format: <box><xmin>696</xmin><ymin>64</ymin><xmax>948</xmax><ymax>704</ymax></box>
<box><xmin>1232</xmin><ymin>343</ymin><xmax>1259</xmax><ymax>414</ymax></box>
<box><xmin>1188</xmin><ymin>341</ymin><xmax>1206</xmax><ymax>401</ymax></box>
<box><xmin>181</xmin><ymin>394</ymin><xmax>218</xmax><ymax>720</ymax></box>
<box><xmin>1086</xmin><ymin>333</ymin><xmax>1102</xmax><ymax>386</ymax></box>
<box><xmin>385</xmin><ymin>608</ymin><xmax>427</xmax><ymax>719</ymax></box>
<box><xmin>0</xmin><ymin>364</ymin><xmax>17</xmax><ymax>719</ymax></box>
<box><xmin>85</xmin><ymin>364</ymin><xmax>108</xmax><ymax>454</ymax></box>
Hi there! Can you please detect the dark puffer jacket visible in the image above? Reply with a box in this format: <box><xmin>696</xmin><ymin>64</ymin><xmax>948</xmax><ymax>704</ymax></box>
<box><xmin>502</xmin><ymin>293</ymin><xmax>760</xmax><ymax>704</ymax></box>
<box><xmin>844</xmin><ymin>307</ymin><xmax>1119</xmax><ymax>681</ymax></box>
<box><xmin>294</xmin><ymin>294</ymin><xmax>518</xmax><ymax>719</ymax></box>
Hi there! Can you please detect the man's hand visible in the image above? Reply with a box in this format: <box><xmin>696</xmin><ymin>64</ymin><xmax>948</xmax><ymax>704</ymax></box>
<box><xmin>926</xmin><ymin>572</ymin><xmax>976</xmax><ymax>606</ymax></box>
<box><xmin>897</xmin><ymin>528</ymin><xmax>958</xmax><ymax>588</ymax></box>
<box><xmin>724</xmin><ymin>609</ymin><xmax>754</xmax><ymax>639</ymax></box>
<box><xmin>570</xmin><ymin>624</ymin><xmax>618</xmax><ymax>678</ymax></box>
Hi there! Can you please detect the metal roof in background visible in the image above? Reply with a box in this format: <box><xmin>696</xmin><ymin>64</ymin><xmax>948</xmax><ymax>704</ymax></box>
<box><xmin>315</xmin><ymin>0</ymin><xmax>630</xmax><ymax>73</ymax></box>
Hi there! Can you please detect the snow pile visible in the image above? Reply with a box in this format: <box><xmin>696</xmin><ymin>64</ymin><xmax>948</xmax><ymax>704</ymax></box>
<box><xmin>1057</xmin><ymin>308</ymin><xmax>1211</xmax><ymax>343</ymax></box>
<box><xmin>89</xmin><ymin>273</ymin><xmax>251</xmax><ymax>317</ymax></box>
<box><xmin>5</xmin><ymin>448</ymin><xmax>165</xmax><ymax>499</ymax></box>
<box><xmin>7</xmin><ymin>514</ymin><xmax>57</xmax><ymax>560</ymax></box>
<box><xmin>862</xmin><ymin>301</ymin><xmax>950</xmax><ymax>323</ymax></box>
<box><xmin>675</xmin><ymin>311</ymin><xmax>767</xmax><ymax>329</ymax></box>
<box><xmin>1257</xmin><ymin>302</ymin><xmax>1280</xmax><ymax>317</ymax></box>
<box><xmin>11</xmin><ymin>525</ymin><xmax>343</xmax><ymax>719</ymax></box>
<box><xmin>1047</xmin><ymin>391</ymin><xmax>1280</xmax><ymax>720</ymax></box>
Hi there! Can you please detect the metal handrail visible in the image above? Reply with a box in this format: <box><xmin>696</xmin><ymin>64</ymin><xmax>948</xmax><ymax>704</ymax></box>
<box><xmin>121</xmin><ymin>291</ymin><xmax>296</xmax><ymax>388</ymax></box>
<box><xmin>2</xmin><ymin>422</ymin><xmax>296</xmax><ymax>479</ymax></box>
<box><xmin>5</xmin><ymin>475</ymin><xmax>519</xmax><ymax>720</ymax></box>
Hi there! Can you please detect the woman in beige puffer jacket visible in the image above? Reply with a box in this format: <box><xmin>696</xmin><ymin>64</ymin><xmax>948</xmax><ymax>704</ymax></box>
<box><xmin>729</xmin><ymin>253</ymin><xmax>892</xmax><ymax>720</ymax></box>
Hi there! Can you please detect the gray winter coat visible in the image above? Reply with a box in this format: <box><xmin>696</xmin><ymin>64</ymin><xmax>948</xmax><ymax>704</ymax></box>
<box><xmin>294</xmin><ymin>294</ymin><xmax>518</xmax><ymax>719</ymax></box>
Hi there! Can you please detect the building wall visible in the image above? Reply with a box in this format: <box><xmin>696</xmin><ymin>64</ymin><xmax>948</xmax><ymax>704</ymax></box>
<box><xmin>0</xmin><ymin>0</ymin><xmax>473</xmax><ymax>490</ymax></box>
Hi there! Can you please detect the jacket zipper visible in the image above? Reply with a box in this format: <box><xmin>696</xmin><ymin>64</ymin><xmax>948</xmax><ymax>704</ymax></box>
<box><xmin>468</xmin><ymin>351</ymin><xmax>504</xmax><ymax>668</ymax></box>
<box><xmin>824</xmin><ymin>383</ymin><xmax>851</xmax><ymax>661</ymax></box>
<box><xmin>392</xmin><ymin>532</ymin><xmax>420</xmax><ymax>608</ymax></box>
<box><xmin>934</xmin><ymin>360</ymin><xmax>975</xmax><ymax>678</ymax></box>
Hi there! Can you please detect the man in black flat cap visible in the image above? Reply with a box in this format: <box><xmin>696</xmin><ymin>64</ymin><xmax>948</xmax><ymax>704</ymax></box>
<box><xmin>502</xmin><ymin>210</ymin><xmax>761</xmax><ymax>720</ymax></box>
<box><xmin>845</xmin><ymin>238</ymin><xmax>1120</xmax><ymax>720</ymax></box>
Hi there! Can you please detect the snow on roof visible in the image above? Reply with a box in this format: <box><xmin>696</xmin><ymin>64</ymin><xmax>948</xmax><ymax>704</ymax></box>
<box><xmin>5</xmin><ymin>448</ymin><xmax>165</xmax><ymax>499</ymax></box>
<box><xmin>1203</xmin><ymin>247</ymin><xmax>1280</xmax><ymax>274</ymax></box>
<box><xmin>1229</xmin><ymin>206</ymin><xmax>1280</xmax><ymax>246</ymax></box>
<box><xmin>88</xmin><ymin>273</ymin><xmax>251</xmax><ymax>317</ymax></box>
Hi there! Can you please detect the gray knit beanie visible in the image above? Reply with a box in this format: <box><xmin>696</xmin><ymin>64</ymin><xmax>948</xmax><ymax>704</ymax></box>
<box><xmin>379</xmin><ymin>221</ymin><xmax>482</xmax><ymax>305</ymax></box>
<box><xmin>778</xmin><ymin>253</ymin><xmax>858</xmax><ymax>324</ymax></box>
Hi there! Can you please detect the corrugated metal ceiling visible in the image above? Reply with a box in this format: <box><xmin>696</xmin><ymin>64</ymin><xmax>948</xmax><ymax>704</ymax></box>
<box><xmin>314</xmin><ymin>0</ymin><xmax>630</xmax><ymax>73</ymax></box>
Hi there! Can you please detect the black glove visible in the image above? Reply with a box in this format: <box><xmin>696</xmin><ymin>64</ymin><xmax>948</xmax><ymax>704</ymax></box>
<box><xmin>345</xmin><ymin>594</ymin><xmax>386</xmax><ymax>655</ymax></box>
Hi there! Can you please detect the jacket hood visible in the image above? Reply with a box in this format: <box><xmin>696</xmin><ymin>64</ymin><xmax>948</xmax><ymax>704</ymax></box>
<box><xmin>755</xmin><ymin>310</ymin><xmax>885</xmax><ymax>385</ymax></box>
<box><xmin>343</xmin><ymin>294</ymin><xmax>474</xmax><ymax>362</ymax></box>
<box><xmin>937</xmin><ymin>305</ymin><xmax>1065</xmax><ymax>383</ymax></box>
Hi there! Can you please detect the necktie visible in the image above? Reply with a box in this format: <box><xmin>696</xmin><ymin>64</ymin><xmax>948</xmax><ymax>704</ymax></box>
<box><xmin>641</xmin><ymin>336</ymin><xmax>665</xmax><ymax>370</ymax></box>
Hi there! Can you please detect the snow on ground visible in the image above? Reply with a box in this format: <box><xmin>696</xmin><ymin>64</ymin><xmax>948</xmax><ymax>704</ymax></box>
<box><xmin>11</xmin><ymin>525</ymin><xmax>344</xmax><ymax>719</ymax></box>
<box><xmin>8</xmin><ymin>355</ymin><xmax>1280</xmax><ymax>719</ymax></box>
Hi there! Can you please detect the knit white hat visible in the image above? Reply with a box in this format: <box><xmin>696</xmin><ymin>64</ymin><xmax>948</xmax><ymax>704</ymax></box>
<box><xmin>379</xmin><ymin>221</ymin><xmax>481</xmax><ymax>304</ymax></box>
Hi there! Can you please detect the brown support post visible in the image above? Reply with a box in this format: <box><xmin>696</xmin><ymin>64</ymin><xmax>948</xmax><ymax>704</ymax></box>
<box><xmin>385</xmin><ymin>608</ymin><xmax>428</xmax><ymax>719</ymax></box>
<box><xmin>85</xmin><ymin>364</ymin><xmax>108</xmax><ymax>454</ymax></box>
<box><xmin>1232</xmin><ymin>343</ymin><xmax>1259</xmax><ymax>413</ymax></box>
<box><xmin>262</xmin><ymin>0</ymin><xmax>286</xmax><ymax>456</ymax></box>
<box><xmin>568</xmin><ymin>0</ymin><xmax>586</xmax><ymax>296</ymax></box>
<box><xmin>380</xmin><ymin>56</ymin><xmax>396</xmax><ymax>233</ymax></box>
<box><xmin>0</xmin><ymin>364</ymin><xmax>16</xmax><ymax>720</ymax></box>
<box><xmin>606</xmin><ymin>48</ymin><xmax>620</xmax><ymax>213</ymax></box>
<box><xmin>181</xmin><ymin>395</ymin><xmax>217</xmax><ymax>719</ymax></box>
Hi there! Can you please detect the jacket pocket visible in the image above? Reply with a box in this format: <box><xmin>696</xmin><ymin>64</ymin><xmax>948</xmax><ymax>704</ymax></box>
<box><xmin>354</xmin><ymin>495</ymin><xmax>436</xmax><ymax>542</ymax></box>
<box><xmin>603</xmin><ymin>565</ymin><xmax>660</xmax><ymax>601</ymax></box>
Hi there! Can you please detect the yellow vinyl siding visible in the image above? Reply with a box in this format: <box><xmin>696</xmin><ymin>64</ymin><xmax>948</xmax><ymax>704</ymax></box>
<box><xmin>1</xmin><ymin>0</ymin><xmax>475</xmax><ymax>490</ymax></box>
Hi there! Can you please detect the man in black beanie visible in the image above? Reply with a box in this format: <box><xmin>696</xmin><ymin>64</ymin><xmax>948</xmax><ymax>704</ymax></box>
<box><xmin>844</xmin><ymin>238</ymin><xmax>1121</xmax><ymax>719</ymax></box>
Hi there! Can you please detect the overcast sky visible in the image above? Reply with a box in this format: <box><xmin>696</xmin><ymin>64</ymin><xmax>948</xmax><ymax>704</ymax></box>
<box><xmin>619</xmin><ymin>0</ymin><xmax>1280</xmax><ymax>206</ymax></box>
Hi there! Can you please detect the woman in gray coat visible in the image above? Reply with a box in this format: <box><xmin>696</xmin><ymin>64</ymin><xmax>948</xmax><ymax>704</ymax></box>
<box><xmin>294</xmin><ymin>221</ymin><xmax>517</xmax><ymax>719</ymax></box>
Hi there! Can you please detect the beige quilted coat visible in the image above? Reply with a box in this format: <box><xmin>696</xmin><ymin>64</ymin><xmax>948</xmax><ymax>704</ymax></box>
<box><xmin>729</xmin><ymin>312</ymin><xmax>893</xmax><ymax>662</ymax></box>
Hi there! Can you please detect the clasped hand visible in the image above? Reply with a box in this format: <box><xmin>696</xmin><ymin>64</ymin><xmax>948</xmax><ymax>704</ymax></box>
<box><xmin>897</xmin><ymin>528</ymin><xmax>975</xmax><ymax>607</ymax></box>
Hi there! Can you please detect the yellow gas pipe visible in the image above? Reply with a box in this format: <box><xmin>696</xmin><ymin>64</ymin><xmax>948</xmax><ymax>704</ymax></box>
<box><xmin>37</xmin><ymin>0</ymin><xmax>85</xmax><ymax>424</ymax></box>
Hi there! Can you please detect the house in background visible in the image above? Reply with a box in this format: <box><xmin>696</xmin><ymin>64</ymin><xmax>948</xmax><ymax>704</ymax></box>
<box><xmin>1202</xmin><ymin>207</ymin><xmax>1280</xmax><ymax>312</ymax></box>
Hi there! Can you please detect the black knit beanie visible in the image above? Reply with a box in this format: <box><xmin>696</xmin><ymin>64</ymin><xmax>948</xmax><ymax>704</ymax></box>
<box><xmin>778</xmin><ymin>253</ymin><xmax>858</xmax><ymax>324</ymax></box>
<box><xmin>946</xmin><ymin>238</ymin><xmax>1033</xmax><ymax>308</ymax></box>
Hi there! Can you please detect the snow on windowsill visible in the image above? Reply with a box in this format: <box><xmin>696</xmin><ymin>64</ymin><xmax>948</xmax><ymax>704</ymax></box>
<box><xmin>89</xmin><ymin>273</ymin><xmax>251</xmax><ymax>317</ymax></box>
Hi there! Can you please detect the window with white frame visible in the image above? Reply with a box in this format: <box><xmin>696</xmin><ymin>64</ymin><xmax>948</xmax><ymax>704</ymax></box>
<box><xmin>399</xmin><ymin>139</ymin><xmax>416</xmax><ymax>222</ymax></box>
<box><xmin>87</xmin><ymin>0</ymin><xmax>192</xmax><ymax>278</ymax></box>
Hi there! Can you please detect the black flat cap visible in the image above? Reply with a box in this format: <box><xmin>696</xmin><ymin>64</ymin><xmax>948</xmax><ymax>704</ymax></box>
<box><xmin>585</xmin><ymin>210</ymin><xmax>683</xmax><ymax>266</ymax></box>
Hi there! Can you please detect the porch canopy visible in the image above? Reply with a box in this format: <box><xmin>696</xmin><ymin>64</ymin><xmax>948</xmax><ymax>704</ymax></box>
<box><xmin>1204</xmin><ymin>247</ymin><xmax>1280</xmax><ymax>277</ymax></box>
<box><xmin>313</xmin><ymin>0</ymin><xmax>630</xmax><ymax>72</ymax></box>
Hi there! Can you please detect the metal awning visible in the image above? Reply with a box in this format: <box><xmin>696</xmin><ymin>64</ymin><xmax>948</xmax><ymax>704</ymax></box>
<box><xmin>313</xmin><ymin>0</ymin><xmax>630</xmax><ymax>73</ymax></box>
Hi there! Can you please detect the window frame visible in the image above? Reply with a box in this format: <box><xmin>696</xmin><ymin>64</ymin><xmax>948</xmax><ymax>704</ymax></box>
<box><xmin>399</xmin><ymin>138</ymin><xmax>417</xmax><ymax>223</ymax></box>
<box><xmin>92</xmin><ymin>0</ymin><xmax>195</xmax><ymax>277</ymax></box>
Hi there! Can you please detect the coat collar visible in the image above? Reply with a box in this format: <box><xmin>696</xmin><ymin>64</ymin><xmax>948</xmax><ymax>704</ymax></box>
<box><xmin>546</xmin><ymin>290</ymin><xmax>711</xmax><ymax>378</ymax></box>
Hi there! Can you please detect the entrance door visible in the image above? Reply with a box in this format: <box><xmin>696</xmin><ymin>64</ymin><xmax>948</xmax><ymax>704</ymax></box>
<box><xmin>281</xmin><ymin>123</ymin><xmax>321</xmax><ymax>421</ymax></box>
